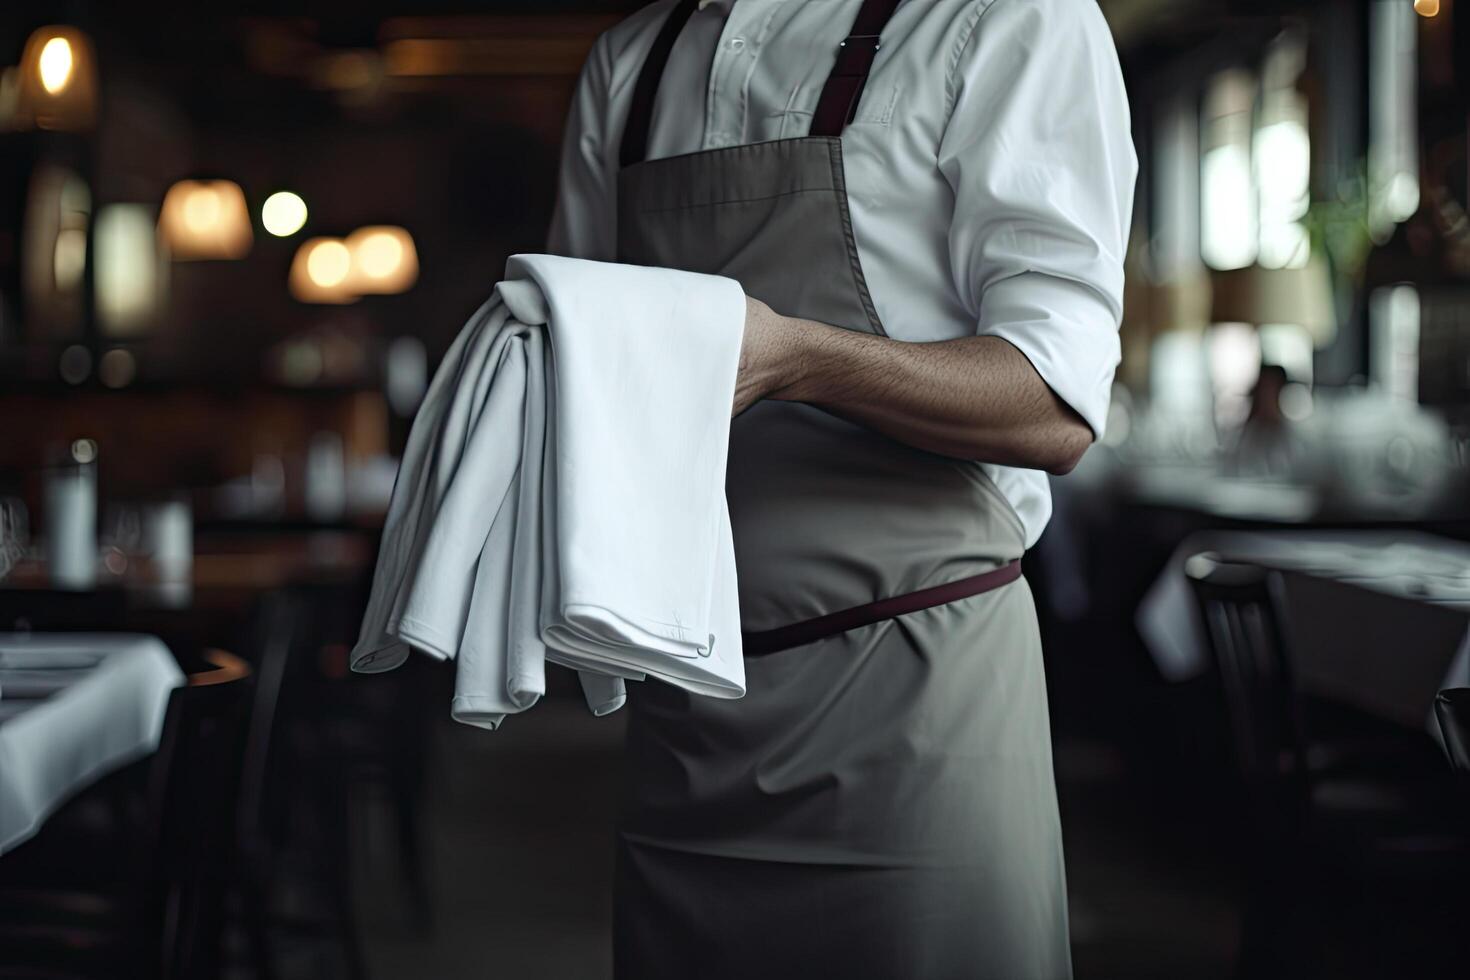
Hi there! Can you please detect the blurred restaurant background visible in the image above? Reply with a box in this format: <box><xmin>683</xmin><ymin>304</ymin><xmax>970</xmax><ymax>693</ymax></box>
<box><xmin>1</xmin><ymin>0</ymin><xmax>1470</xmax><ymax>977</ymax></box>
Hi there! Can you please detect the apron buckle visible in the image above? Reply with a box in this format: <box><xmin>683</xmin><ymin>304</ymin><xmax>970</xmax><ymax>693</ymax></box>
<box><xmin>832</xmin><ymin>34</ymin><xmax>882</xmax><ymax>76</ymax></box>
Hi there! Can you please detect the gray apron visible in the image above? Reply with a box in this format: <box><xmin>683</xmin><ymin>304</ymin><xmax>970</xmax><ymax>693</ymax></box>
<box><xmin>611</xmin><ymin>2</ymin><xmax>1070</xmax><ymax>976</ymax></box>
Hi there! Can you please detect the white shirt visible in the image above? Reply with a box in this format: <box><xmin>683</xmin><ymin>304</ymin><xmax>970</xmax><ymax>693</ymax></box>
<box><xmin>548</xmin><ymin>0</ymin><xmax>1137</xmax><ymax>546</ymax></box>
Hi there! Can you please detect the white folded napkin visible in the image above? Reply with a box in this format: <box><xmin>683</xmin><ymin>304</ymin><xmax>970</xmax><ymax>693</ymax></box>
<box><xmin>351</xmin><ymin>254</ymin><xmax>747</xmax><ymax>729</ymax></box>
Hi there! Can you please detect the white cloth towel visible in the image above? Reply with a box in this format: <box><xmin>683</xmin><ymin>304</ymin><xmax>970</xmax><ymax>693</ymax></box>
<box><xmin>351</xmin><ymin>254</ymin><xmax>747</xmax><ymax>728</ymax></box>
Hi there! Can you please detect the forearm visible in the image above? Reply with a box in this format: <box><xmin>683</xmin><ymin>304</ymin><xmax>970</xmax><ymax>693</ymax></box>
<box><xmin>753</xmin><ymin>309</ymin><xmax>1093</xmax><ymax>474</ymax></box>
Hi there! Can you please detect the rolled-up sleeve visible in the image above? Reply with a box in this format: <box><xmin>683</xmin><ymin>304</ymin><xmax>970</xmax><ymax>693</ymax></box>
<box><xmin>547</xmin><ymin>31</ymin><xmax>617</xmax><ymax>261</ymax></box>
<box><xmin>936</xmin><ymin>0</ymin><xmax>1137</xmax><ymax>437</ymax></box>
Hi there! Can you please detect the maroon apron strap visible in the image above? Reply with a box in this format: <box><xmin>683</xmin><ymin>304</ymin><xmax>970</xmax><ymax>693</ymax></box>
<box><xmin>620</xmin><ymin>0</ymin><xmax>701</xmax><ymax>168</ymax></box>
<box><xmin>808</xmin><ymin>0</ymin><xmax>904</xmax><ymax>137</ymax></box>
<box><xmin>742</xmin><ymin>560</ymin><xmax>1024</xmax><ymax>657</ymax></box>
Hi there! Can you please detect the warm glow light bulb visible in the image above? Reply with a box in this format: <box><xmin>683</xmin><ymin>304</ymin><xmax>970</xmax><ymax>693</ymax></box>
<box><xmin>1415</xmin><ymin>0</ymin><xmax>1440</xmax><ymax>16</ymax></box>
<box><xmin>357</xmin><ymin>232</ymin><xmax>403</xmax><ymax>279</ymax></box>
<box><xmin>37</xmin><ymin>36</ymin><xmax>73</xmax><ymax>94</ymax></box>
<box><xmin>158</xmin><ymin>179</ymin><xmax>252</xmax><ymax>260</ymax></box>
<box><xmin>261</xmin><ymin>191</ymin><xmax>308</xmax><ymax>237</ymax></box>
<box><xmin>306</xmin><ymin>240</ymin><xmax>351</xmax><ymax>287</ymax></box>
<box><xmin>343</xmin><ymin>225</ymin><xmax>418</xmax><ymax>295</ymax></box>
<box><xmin>183</xmin><ymin>186</ymin><xmax>222</xmax><ymax>233</ymax></box>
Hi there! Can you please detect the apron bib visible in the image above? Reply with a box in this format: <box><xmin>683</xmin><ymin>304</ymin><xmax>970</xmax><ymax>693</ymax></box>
<box><xmin>610</xmin><ymin>3</ymin><xmax>1070</xmax><ymax>976</ymax></box>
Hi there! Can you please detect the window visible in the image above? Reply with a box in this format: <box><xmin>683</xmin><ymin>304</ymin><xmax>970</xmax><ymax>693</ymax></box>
<box><xmin>1255</xmin><ymin>34</ymin><xmax>1311</xmax><ymax>269</ymax></box>
<box><xmin>1200</xmin><ymin>31</ymin><xmax>1312</xmax><ymax>272</ymax></box>
<box><xmin>1200</xmin><ymin>68</ymin><xmax>1258</xmax><ymax>271</ymax></box>
<box><xmin>1369</xmin><ymin>0</ymin><xmax>1420</xmax><ymax>239</ymax></box>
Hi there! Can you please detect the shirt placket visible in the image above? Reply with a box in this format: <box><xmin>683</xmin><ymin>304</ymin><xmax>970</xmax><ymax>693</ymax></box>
<box><xmin>702</xmin><ymin>0</ymin><xmax>767</xmax><ymax>149</ymax></box>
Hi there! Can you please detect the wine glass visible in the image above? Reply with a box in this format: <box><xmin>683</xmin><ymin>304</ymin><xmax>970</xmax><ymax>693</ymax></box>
<box><xmin>0</xmin><ymin>497</ymin><xmax>29</xmax><ymax>582</ymax></box>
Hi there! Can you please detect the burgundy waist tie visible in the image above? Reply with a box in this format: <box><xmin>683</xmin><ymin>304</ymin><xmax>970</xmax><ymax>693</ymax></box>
<box><xmin>742</xmin><ymin>560</ymin><xmax>1023</xmax><ymax>657</ymax></box>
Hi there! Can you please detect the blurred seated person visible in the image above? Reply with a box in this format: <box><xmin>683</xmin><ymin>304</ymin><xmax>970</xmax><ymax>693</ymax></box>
<box><xmin>1226</xmin><ymin>364</ymin><xmax>1305</xmax><ymax>479</ymax></box>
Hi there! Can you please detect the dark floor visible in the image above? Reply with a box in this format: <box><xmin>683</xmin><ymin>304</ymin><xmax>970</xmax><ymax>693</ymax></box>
<box><xmin>356</xmin><ymin>694</ymin><xmax>625</xmax><ymax>979</ymax></box>
<box><xmin>352</xmin><ymin>691</ymin><xmax>1246</xmax><ymax>980</ymax></box>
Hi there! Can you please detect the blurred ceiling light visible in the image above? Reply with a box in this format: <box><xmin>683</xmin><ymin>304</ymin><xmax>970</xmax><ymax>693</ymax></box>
<box><xmin>157</xmin><ymin>180</ymin><xmax>253</xmax><ymax>260</ymax></box>
<box><xmin>308</xmin><ymin>241</ymin><xmax>351</xmax><ymax>286</ymax></box>
<box><xmin>346</xmin><ymin>225</ymin><xmax>418</xmax><ymax>294</ymax></box>
<box><xmin>289</xmin><ymin>237</ymin><xmax>358</xmax><ymax>304</ymax></box>
<box><xmin>1414</xmin><ymin>0</ymin><xmax>1439</xmax><ymax>16</ymax></box>
<box><xmin>261</xmin><ymin>191</ymin><xmax>308</xmax><ymax>237</ymax></box>
<box><xmin>96</xmin><ymin>204</ymin><xmax>167</xmax><ymax>337</ymax></box>
<box><xmin>38</xmin><ymin>37</ymin><xmax>73</xmax><ymax>94</ymax></box>
<box><xmin>16</xmin><ymin>26</ymin><xmax>97</xmax><ymax>131</ymax></box>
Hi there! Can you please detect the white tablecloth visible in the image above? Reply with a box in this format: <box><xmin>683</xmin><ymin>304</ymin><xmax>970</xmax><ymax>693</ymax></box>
<box><xmin>0</xmin><ymin>633</ymin><xmax>184</xmax><ymax>855</ymax></box>
<box><xmin>1138</xmin><ymin>531</ymin><xmax>1470</xmax><ymax>731</ymax></box>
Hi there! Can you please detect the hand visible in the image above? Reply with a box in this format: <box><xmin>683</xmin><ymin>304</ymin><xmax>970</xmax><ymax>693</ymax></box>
<box><xmin>733</xmin><ymin>295</ymin><xmax>800</xmax><ymax>417</ymax></box>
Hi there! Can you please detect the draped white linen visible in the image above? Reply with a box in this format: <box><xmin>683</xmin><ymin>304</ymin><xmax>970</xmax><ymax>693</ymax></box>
<box><xmin>351</xmin><ymin>254</ymin><xmax>747</xmax><ymax>729</ymax></box>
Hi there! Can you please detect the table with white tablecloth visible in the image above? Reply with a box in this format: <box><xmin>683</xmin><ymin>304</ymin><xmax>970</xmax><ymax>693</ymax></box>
<box><xmin>1138</xmin><ymin>530</ymin><xmax>1470</xmax><ymax>732</ymax></box>
<box><xmin>0</xmin><ymin>633</ymin><xmax>184</xmax><ymax>855</ymax></box>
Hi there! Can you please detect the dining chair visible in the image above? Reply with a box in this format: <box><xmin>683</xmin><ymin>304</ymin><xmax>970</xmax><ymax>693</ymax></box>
<box><xmin>294</xmin><ymin>573</ymin><xmax>434</xmax><ymax>941</ymax></box>
<box><xmin>1187</xmin><ymin>554</ymin><xmax>1470</xmax><ymax>978</ymax></box>
<box><xmin>232</xmin><ymin>585</ymin><xmax>367</xmax><ymax>980</ymax></box>
<box><xmin>1185</xmin><ymin>552</ymin><xmax>1306</xmax><ymax>843</ymax></box>
<box><xmin>1435</xmin><ymin>688</ymin><xmax>1470</xmax><ymax>780</ymax></box>
<box><xmin>0</xmin><ymin>648</ymin><xmax>253</xmax><ymax>979</ymax></box>
<box><xmin>151</xmin><ymin>649</ymin><xmax>255</xmax><ymax>978</ymax></box>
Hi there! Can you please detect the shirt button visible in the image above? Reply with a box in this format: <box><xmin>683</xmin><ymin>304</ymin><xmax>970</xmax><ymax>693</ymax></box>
<box><xmin>729</xmin><ymin>36</ymin><xmax>746</xmax><ymax>52</ymax></box>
